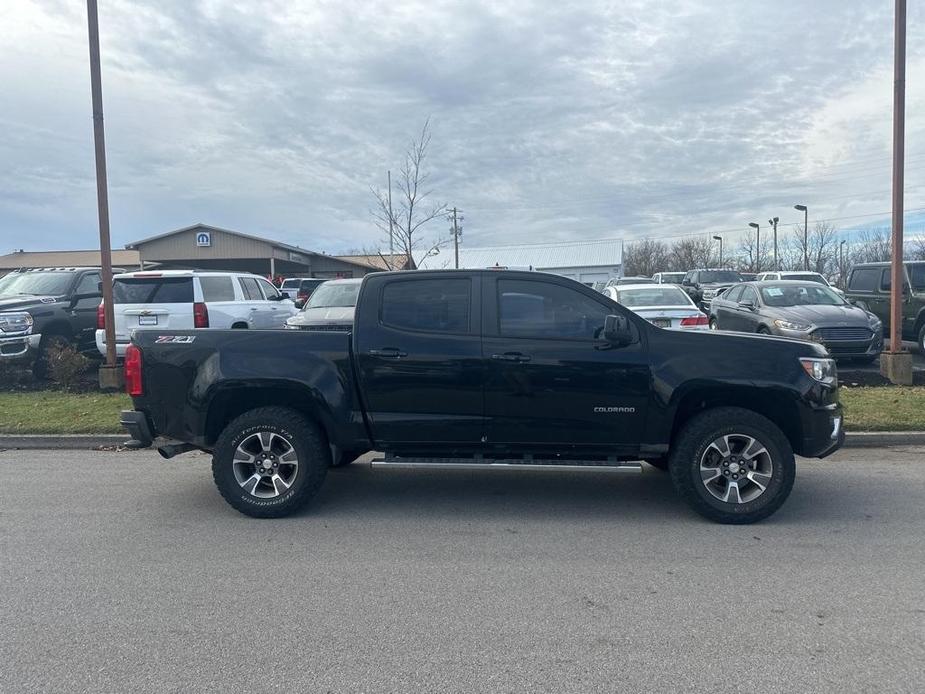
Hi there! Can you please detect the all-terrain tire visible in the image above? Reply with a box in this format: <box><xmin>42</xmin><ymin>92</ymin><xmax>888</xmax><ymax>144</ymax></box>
<box><xmin>212</xmin><ymin>407</ymin><xmax>329</xmax><ymax>518</ymax></box>
<box><xmin>668</xmin><ymin>407</ymin><xmax>795</xmax><ymax>524</ymax></box>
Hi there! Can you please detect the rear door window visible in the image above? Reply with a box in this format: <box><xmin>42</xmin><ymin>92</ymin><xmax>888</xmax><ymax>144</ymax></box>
<box><xmin>112</xmin><ymin>277</ymin><xmax>193</xmax><ymax>304</ymax></box>
<box><xmin>724</xmin><ymin>285</ymin><xmax>744</xmax><ymax>302</ymax></box>
<box><xmin>239</xmin><ymin>277</ymin><xmax>263</xmax><ymax>301</ymax></box>
<box><xmin>200</xmin><ymin>276</ymin><xmax>236</xmax><ymax>302</ymax></box>
<box><xmin>848</xmin><ymin>267</ymin><xmax>880</xmax><ymax>292</ymax></box>
<box><xmin>909</xmin><ymin>263</ymin><xmax>925</xmax><ymax>291</ymax></box>
<box><xmin>381</xmin><ymin>279</ymin><xmax>470</xmax><ymax>333</ymax></box>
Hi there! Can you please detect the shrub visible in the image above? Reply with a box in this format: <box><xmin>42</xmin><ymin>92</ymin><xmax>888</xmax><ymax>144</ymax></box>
<box><xmin>44</xmin><ymin>342</ymin><xmax>90</xmax><ymax>390</ymax></box>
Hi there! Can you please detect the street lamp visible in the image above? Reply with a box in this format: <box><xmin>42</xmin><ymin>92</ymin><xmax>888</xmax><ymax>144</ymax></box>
<box><xmin>748</xmin><ymin>222</ymin><xmax>760</xmax><ymax>272</ymax></box>
<box><xmin>768</xmin><ymin>216</ymin><xmax>779</xmax><ymax>270</ymax></box>
<box><xmin>794</xmin><ymin>204</ymin><xmax>808</xmax><ymax>270</ymax></box>
<box><xmin>712</xmin><ymin>235</ymin><xmax>723</xmax><ymax>266</ymax></box>
<box><xmin>839</xmin><ymin>239</ymin><xmax>847</xmax><ymax>288</ymax></box>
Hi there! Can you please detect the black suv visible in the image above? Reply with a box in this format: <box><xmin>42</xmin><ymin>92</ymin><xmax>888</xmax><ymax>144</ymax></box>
<box><xmin>0</xmin><ymin>267</ymin><xmax>114</xmax><ymax>377</ymax></box>
<box><xmin>680</xmin><ymin>269</ymin><xmax>745</xmax><ymax>311</ymax></box>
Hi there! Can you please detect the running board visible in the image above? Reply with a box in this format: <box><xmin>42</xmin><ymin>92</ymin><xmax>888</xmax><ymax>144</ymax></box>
<box><xmin>371</xmin><ymin>455</ymin><xmax>642</xmax><ymax>472</ymax></box>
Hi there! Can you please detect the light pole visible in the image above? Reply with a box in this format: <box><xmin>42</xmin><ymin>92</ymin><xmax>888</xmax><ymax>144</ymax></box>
<box><xmin>768</xmin><ymin>216</ymin><xmax>779</xmax><ymax>270</ymax></box>
<box><xmin>748</xmin><ymin>222</ymin><xmax>760</xmax><ymax>272</ymax></box>
<box><xmin>712</xmin><ymin>235</ymin><xmax>723</xmax><ymax>266</ymax></box>
<box><xmin>839</xmin><ymin>239</ymin><xmax>847</xmax><ymax>288</ymax></box>
<box><xmin>794</xmin><ymin>204</ymin><xmax>808</xmax><ymax>270</ymax></box>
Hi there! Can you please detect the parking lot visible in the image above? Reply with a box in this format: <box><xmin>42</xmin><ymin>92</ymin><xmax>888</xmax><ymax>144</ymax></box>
<box><xmin>2</xmin><ymin>447</ymin><xmax>923</xmax><ymax>692</ymax></box>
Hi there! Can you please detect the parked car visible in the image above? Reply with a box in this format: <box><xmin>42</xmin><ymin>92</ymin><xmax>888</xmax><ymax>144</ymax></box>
<box><xmin>844</xmin><ymin>261</ymin><xmax>925</xmax><ymax>353</ymax></box>
<box><xmin>279</xmin><ymin>277</ymin><xmax>326</xmax><ymax>307</ymax></box>
<box><xmin>604</xmin><ymin>276</ymin><xmax>656</xmax><ymax>291</ymax></box>
<box><xmin>651</xmin><ymin>272</ymin><xmax>686</xmax><ymax>284</ymax></box>
<box><xmin>284</xmin><ymin>278</ymin><xmax>362</xmax><ymax>331</ymax></box>
<box><xmin>0</xmin><ymin>266</ymin><xmax>118</xmax><ymax>377</ymax></box>
<box><xmin>607</xmin><ymin>283</ymin><xmax>708</xmax><ymax>330</ymax></box>
<box><xmin>740</xmin><ymin>273</ymin><xmax>758</xmax><ymax>282</ymax></box>
<box><xmin>756</xmin><ymin>271</ymin><xmax>843</xmax><ymax>295</ymax></box>
<box><xmin>97</xmin><ymin>270</ymin><xmax>297</xmax><ymax>358</ymax></box>
<box><xmin>121</xmin><ymin>269</ymin><xmax>843</xmax><ymax>525</ymax></box>
<box><xmin>680</xmin><ymin>269</ymin><xmax>744</xmax><ymax>311</ymax></box>
<box><xmin>709</xmin><ymin>280</ymin><xmax>882</xmax><ymax>362</ymax></box>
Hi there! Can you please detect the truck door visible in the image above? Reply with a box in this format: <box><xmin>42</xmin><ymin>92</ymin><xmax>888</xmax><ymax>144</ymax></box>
<box><xmin>354</xmin><ymin>275</ymin><xmax>485</xmax><ymax>448</ymax></box>
<box><xmin>481</xmin><ymin>275</ymin><xmax>649</xmax><ymax>453</ymax></box>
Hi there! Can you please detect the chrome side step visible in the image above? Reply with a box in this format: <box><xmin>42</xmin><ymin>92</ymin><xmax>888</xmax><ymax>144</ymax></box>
<box><xmin>371</xmin><ymin>456</ymin><xmax>642</xmax><ymax>473</ymax></box>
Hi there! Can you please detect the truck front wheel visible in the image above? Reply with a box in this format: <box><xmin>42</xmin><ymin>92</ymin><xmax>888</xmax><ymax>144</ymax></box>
<box><xmin>212</xmin><ymin>407</ymin><xmax>329</xmax><ymax>518</ymax></box>
<box><xmin>668</xmin><ymin>407</ymin><xmax>795</xmax><ymax>524</ymax></box>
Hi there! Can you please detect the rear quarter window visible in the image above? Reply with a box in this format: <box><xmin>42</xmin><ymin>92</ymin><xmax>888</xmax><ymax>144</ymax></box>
<box><xmin>848</xmin><ymin>267</ymin><xmax>880</xmax><ymax>292</ymax></box>
<box><xmin>199</xmin><ymin>276</ymin><xmax>236</xmax><ymax>302</ymax></box>
<box><xmin>112</xmin><ymin>277</ymin><xmax>193</xmax><ymax>304</ymax></box>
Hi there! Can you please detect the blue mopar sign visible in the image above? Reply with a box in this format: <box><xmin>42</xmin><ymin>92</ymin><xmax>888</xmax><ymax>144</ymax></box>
<box><xmin>196</xmin><ymin>231</ymin><xmax>211</xmax><ymax>247</ymax></box>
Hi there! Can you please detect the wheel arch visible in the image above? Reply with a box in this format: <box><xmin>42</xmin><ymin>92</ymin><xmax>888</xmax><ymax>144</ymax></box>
<box><xmin>669</xmin><ymin>386</ymin><xmax>802</xmax><ymax>454</ymax></box>
<box><xmin>203</xmin><ymin>382</ymin><xmax>337</xmax><ymax>448</ymax></box>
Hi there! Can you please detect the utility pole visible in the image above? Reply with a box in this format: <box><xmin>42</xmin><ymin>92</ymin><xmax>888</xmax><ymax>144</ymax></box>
<box><xmin>86</xmin><ymin>0</ymin><xmax>118</xmax><ymax>385</ymax></box>
<box><xmin>768</xmin><ymin>216</ymin><xmax>779</xmax><ymax>270</ymax></box>
<box><xmin>883</xmin><ymin>0</ymin><xmax>912</xmax><ymax>383</ymax></box>
<box><xmin>448</xmin><ymin>207</ymin><xmax>463</xmax><ymax>269</ymax></box>
<box><xmin>387</xmin><ymin>170</ymin><xmax>394</xmax><ymax>268</ymax></box>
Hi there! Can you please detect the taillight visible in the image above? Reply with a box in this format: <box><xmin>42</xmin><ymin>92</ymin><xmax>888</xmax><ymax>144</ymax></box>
<box><xmin>680</xmin><ymin>315</ymin><xmax>709</xmax><ymax>327</ymax></box>
<box><xmin>297</xmin><ymin>291</ymin><xmax>308</xmax><ymax>301</ymax></box>
<box><xmin>193</xmin><ymin>302</ymin><xmax>209</xmax><ymax>328</ymax></box>
<box><xmin>97</xmin><ymin>303</ymin><xmax>105</xmax><ymax>329</ymax></box>
<box><xmin>124</xmin><ymin>344</ymin><xmax>143</xmax><ymax>396</ymax></box>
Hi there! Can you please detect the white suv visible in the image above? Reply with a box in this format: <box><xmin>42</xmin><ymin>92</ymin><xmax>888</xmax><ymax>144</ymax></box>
<box><xmin>96</xmin><ymin>270</ymin><xmax>297</xmax><ymax>357</ymax></box>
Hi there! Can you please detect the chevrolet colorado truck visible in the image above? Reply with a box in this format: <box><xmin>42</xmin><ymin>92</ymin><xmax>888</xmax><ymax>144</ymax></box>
<box><xmin>121</xmin><ymin>269</ymin><xmax>844</xmax><ymax>524</ymax></box>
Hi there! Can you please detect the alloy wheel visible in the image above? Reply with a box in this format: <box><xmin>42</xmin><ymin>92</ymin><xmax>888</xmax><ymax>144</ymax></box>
<box><xmin>699</xmin><ymin>433</ymin><xmax>773</xmax><ymax>504</ymax></box>
<box><xmin>232</xmin><ymin>431</ymin><xmax>300</xmax><ymax>499</ymax></box>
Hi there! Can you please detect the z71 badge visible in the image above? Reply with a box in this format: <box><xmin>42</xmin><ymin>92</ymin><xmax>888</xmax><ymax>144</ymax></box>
<box><xmin>155</xmin><ymin>335</ymin><xmax>197</xmax><ymax>344</ymax></box>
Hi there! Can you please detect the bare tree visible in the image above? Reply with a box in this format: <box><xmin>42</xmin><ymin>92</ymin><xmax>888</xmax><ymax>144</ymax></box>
<box><xmin>851</xmin><ymin>228</ymin><xmax>892</xmax><ymax>264</ymax></box>
<box><xmin>736</xmin><ymin>228</ymin><xmax>771</xmax><ymax>273</ymax></box>
<box><xmin>371</xmin><ymin>119</ymin><xmax>448</xmax><ymax>269</ymax></box>
<box><xmin>669</xmin><ymin>237</ymin><xmax>714</xmax><ymax>271</ymax></box>
<box><xmin>909</xmin><ymin>234</ymin><xmax>925</xmax><ymax>261</ymax></box>
<box><xmin>623</xmin><ymin>239</ymin><xmax>670</xmax><ymax>276</ymax></box>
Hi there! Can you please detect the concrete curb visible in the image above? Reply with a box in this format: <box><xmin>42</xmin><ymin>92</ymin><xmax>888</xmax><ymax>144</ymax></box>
<box><xmin>3</xmin><ymin>432</ymin><xmax>925</xmax><ymax>450</ymax></box>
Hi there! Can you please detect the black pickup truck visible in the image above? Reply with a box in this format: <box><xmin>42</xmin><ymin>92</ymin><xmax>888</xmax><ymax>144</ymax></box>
<box><xmin>121</xmin><ymin>269</ymin><xmax>844</xmax><ymax>524</ymax></box>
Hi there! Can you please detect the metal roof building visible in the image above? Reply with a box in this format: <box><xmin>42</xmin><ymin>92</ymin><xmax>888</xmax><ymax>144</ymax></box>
<box><xmin>126</xmin><ymin>223</ymin><xmax>377</xmax><ymax>278</ymax></box>
<box><xmin>0</xmin><ymin>249</ymin><xmax>142</xmax><ymax>277</ymax></box>
<box><xmin>417</xmin><ymin>237</ymin><xmax>624</xmax><ymax>286</ymax></box>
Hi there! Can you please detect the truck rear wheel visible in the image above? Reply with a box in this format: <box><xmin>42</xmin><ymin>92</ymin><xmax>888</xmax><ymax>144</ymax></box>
<box><xmin>668</xmin><ymin>407</ymin><xmax>795</xmax><ymax>524</ymax></box>
<box><xmin>212</xmin><ymin>407</ymin><xmax>329</xmax><ymax>518</ymax></box>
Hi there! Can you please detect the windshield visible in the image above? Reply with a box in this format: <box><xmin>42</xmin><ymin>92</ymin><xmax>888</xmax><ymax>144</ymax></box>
<box><xmin>699</xmin><ymin>271</ymin><xmax>742</xmax><ymax>283</ymax></box>
<box><xmin>783</xmin><ymin>274</ymin><xmax>828</xmax><ymax>284</ymax></box>
<box><xmin>760</xmin><ymin>284</ymin><xmax>845</xmax><ymax>307</ymax></box>
<box><xmin>617</xmin><ymin>286</ymin><xmax>694</xmax><ymax>308</ymax></box>
<box><xmin>0</xmin><ymin>272</ymin><xmax>74</xmax><ymax>297</ymax></box>
<box><xmin>281</xmin><ymin>279</ymin><xmax>301</xmax><ymax>289</ymax></box>
<box><xmin>304</xmin><ymin>282</ymin><xmax>361</xmax><ymax>309</ymax></box>
<box><xmin>659</xmin><ymin>273</ymin><xmax>685</xmax><ymax>283</ymax></box>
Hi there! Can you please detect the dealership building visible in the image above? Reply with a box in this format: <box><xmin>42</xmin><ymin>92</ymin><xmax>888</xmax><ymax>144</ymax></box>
<box><xmin>125</xmin><ymin>223</ymin><xmax>379</xmax><ymax>278</ymax></box>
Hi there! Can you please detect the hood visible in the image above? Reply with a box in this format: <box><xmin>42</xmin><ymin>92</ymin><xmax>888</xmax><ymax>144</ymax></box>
<box><xmin>0</xmin><ymin>295</ymin><xmax>62</xmax><ymax>312</ymax></box>
<box><xmin>763</xmin><ymin>303</ymin><xmax>875</xmax><ymax>327</ymax></box>
<box><xmin>287</xmin><ymin>306</ymin><xmax>355</xmax><ymax>326</ymax></box>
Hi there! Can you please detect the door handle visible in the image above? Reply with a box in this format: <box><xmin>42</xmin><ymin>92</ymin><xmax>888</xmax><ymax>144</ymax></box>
<box><xmin>250</xmin><ymin>307</ymin><xmax>258</xmax><ymax>311</ymax></box>
<box><xmin>491</xmin><ymin>352</ymin><xmax>531</xmax><ymax>363</ymax></box>
<box><xmin>369</xmin><ymin>348</ymin><xmax>408</xmax><ymax>358</ymax></box>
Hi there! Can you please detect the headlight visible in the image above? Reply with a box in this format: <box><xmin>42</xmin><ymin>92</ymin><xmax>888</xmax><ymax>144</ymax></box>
<box><xmin>774</xmin><ymin>319</ymin><xmax>812</xmax><ymax>332</ymax></box>
<box><xmin>800</xmin><ymin>357</ymin><xmax>837</xmax><ymax>385</ymax></box>
<box><xmin>0</xmin><ymin>312</ymin><xmax>33</xmax><ymax>333</ymax></box>
<box><xmin>284</xmin><ymin>322</ymin><xmax>300</xmax><ymax>330</ymax></box>
<box><xmin>867</xmin><ymin>313</ymin><xmax>882</xmax><ymax>329</ymax></box>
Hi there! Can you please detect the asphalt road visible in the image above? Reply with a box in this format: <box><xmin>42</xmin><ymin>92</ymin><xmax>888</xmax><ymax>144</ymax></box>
<box><xmin>2</xmin><ymin>448</ymin><xmax>924</xmax><ymax>693</ymax></box>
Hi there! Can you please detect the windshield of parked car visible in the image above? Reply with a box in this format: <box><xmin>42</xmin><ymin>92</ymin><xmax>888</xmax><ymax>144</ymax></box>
<box><xmin>760</xmin><ymin>283</ymin><xmax>845</xmax><ymax>307</ymax></box>
<box><xmin>658</xmin><ymin>273</ymin><xmax>686</xmax><ymax>283</ymax></box>
<box><xmin>783</xmin><ymin>273</ymin><xmax>828</xmax><ymax>284</ymax></box>
<box><xmin>616</xmin><ymin>286</ymin><xmax>695</xmax><ymax>308</ymax></box>
<box><xmin>0</xmin><ymin>271</ymin><xmax>74</xmax><ymax>297</ymax></box>
<box><xmin>303</xmin><ymin>281</ymin><xmax>361</xmax><ymax>309</ymax></box>
<box><xmin>281</xmin><ymin>279</ymin><xmax>302</xmax><ymax>289</ymax></box>
<box><xmin>699</xmin><ymin>271</ymin><xmax>742</xmax><ymax>283</ymax></box>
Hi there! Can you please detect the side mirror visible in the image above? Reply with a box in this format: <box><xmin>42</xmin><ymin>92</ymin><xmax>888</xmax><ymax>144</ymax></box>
<box><xmin>602</xmin><ymin>314</ymin><xmax>633</xmax><ymax>346</ymax></box>
<box><xmin>738</xmin><ymin>300</ymin><xmax>756</xmax><ymax>310</ymax></box>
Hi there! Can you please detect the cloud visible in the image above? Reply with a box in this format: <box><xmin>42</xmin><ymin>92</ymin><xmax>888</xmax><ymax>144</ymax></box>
<box><xmin>1</xmin><ymin>0</ymin><xmax>924</xmax><ymax>255</ymax></box>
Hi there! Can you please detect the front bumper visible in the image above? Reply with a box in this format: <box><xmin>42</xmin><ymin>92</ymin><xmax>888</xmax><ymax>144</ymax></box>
<box><xmin>798</xmin><ymin>402</ymin><xmax>845</xmax><ymax>458</ymax></box>
<box><xmin>0</xmin><ymin>332</ymin><xmax>41</xmax><ymax>361</ymax></box>
<box><xmin>120</xmin><ymin>409</ymin><xmax>154</xmax><ymax>448</ymax></box>
<box><xmin>96</xmin><ymin>329</ymin><xmax>129</xmax><ymax>359</ymax></box>
<box><xmin>772</xmin><ymin>327</ymin><xmax>883</xmax><ymax>359</ymax></box>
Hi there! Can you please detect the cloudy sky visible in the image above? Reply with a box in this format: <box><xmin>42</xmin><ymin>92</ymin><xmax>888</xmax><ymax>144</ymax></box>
<box><xmin>3</xmin><ymin>0</ymin><xmax>925</xmax><ymax>256</ymax></box>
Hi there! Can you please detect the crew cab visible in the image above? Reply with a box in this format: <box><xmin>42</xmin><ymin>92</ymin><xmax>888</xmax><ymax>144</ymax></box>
<box><xmin>121</xmin><ymin>270</ymin><xmax>844</xmax><ymax>524</ymax></box>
